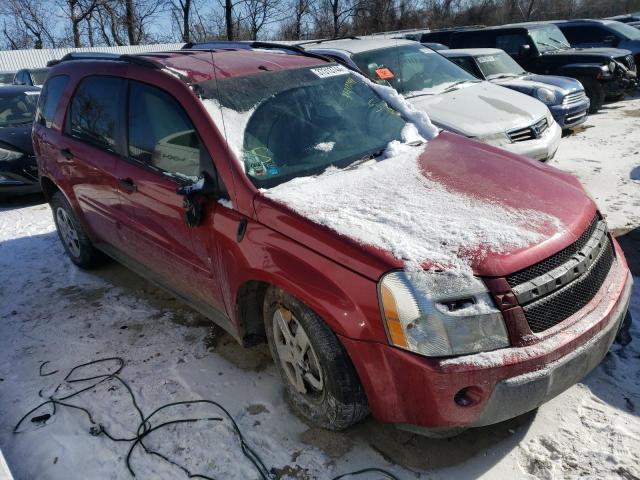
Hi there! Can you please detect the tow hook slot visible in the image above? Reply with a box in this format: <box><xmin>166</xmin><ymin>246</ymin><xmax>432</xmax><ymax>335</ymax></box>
<box><xmin>237</xmin><ymin>217</ymin><xmax>247</xmax><ymax>242</ymax></box>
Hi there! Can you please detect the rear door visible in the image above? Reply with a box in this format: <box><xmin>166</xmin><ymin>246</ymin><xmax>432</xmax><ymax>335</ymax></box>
<box><xmin>60</xmin><ymin>75</ymin><xmax>126</xmax><ymax>248</ymax></box>
<box><xmin>115</xmin><ymin>79</ymin><xmax>226</xmax><ymax>312</ymax></box>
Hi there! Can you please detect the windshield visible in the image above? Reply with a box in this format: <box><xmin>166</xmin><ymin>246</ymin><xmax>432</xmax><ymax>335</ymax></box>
<box><xmin>30</xmin><ymin>69</ymin><xmax>49</xmax><ymax>86</ymax></box>
<box><xmin>476</xmin><ymin>51</ymin><xmax>527</xmax><ymax>78</ymax></box>
<box><xmin>351</xmin><ymin>44</ymin><xmax>478</xmax><ymax>97</ymax></box>
<box><xmin>530</xmin><ymin>26</ymin><xmax>572</xmax><ymax>52</ymax></box>
<box><xmin>0</xmin><ymin>91</ymin><xmax>39</xmax><ymax>127</ymax></box>
<box><xmin>0</xmin><ymin>72</ymin><xmax>14</xmax><ymax>84</ymax></box>
<box><xmin>197</xmin><ymin>64</ymin><xmax>408</xmax><ymax>189</ymax></box>
<box><xmin>608</xmin><ymin>22</ymin><xmax>640</xmax><ymax>40</ymax></box>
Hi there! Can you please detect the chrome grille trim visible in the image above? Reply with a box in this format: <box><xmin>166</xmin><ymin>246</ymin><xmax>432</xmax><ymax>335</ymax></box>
<box><xmin>512</xmin><ymin>220</ymin><xmax>608</xmax><ymax>305</ymax></box>
<box><xmin>507</xmin><ymin>117</ymin><xmax>548</xmax><ymax>143</ymax></box>
<box><xmin>562</xmin><ymin>90</ymin><xmax>587</xmax><ymax>106</ymax></box>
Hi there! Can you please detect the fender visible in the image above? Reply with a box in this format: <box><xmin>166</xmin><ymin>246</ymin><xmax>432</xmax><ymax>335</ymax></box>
<box><xmin>212</xmin><ymin>207</ymin><xmax>389</xmax><ymax>344</ymax></box>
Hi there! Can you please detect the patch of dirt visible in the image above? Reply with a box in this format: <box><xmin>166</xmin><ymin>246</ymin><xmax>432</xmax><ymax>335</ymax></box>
<box><xmin>300</xmin><ymin>427</ymin><xmax>354</xmax><ymax>459</ymax></box>
<box><xmin>205</xmin><ymin>327</ymin><xmax>272</xmax><ymax>372</ymax></box>
<box><xmin>246</xmin><ymin>404</ymin><xmax>269</xmax><ymax>415</ymax></box>
<box><xmin>271</xmin><ymin>464</ymin><xmax>312</xmax><ymax>480</ymax></box>
<box><xmin>623</xmin><ymin>109</ymin><xmax>640</xmax><ymax>118</ymax></box>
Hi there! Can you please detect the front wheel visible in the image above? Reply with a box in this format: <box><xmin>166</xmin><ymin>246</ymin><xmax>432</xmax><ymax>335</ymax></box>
<box><xmin>51</xmin><ymin>191</ymin><xmax>107</xmax><ymax>269</ymax></box>
<box><xmin>579</xmin><ymin>77</ymin><xmax>604</xmax><ymax>113</ymax></box>
<box><xmin>264</xmin><ymin>287</ymin><xmax>369</xmax><ymax>430</ymax></box>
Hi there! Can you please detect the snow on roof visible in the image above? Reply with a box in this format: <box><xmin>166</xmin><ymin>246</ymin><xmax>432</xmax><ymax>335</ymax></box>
<box><xmin>299</xmin><ymin>37</ymin><xmax>417</xmax><ymax>54</ymax></box>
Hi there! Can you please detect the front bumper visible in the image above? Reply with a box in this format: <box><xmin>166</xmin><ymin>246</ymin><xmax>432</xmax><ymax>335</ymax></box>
<box><xmin>341</xmin><ymin>241</ymin><xmax>631</xmax><ymax>433</ymax></box>
<box><xmin>501</xmin><ymin>119</ymin><xmax>561</xmax><ymax>161</ymax></box>
<box><xmin>603</xmin><ymin>70</ymin><xmax>638</xmax><ymax>97</ymax></box>
<box><xmin>550</xmin><ymin>99</ymin><xmax>590</xmax><ymax>129</ymax></box>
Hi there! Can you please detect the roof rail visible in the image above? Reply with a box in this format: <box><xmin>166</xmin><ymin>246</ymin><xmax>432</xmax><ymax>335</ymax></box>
<box><xmin>47</xmin><ymin>51</ymin><xmax>163</xmax><ymax>69</ymax></box>
<box><xmin>295</xmin><ymin>36</ymin><xmax>361</xmax><ymax>46</ymax></box>
<box><xmin>426</xmin><ymin>24</ymin><xmax>486</xmax><ymax>33</ymax></box>
<box><xmin>181</xmin><ymin>40</ymin><xmax>334</xmax><ymax>63</ymax></box>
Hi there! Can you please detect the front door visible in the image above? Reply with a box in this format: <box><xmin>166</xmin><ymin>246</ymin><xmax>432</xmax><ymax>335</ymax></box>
<box><xmin>115</xmin><ymin>80</ymin><xmax>226</xmax><ymax>313</ymax></box>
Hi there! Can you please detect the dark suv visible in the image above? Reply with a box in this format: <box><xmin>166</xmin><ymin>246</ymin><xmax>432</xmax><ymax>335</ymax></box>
<box><xmin>430</xmin><ymin>23</ymin><xmax>637</xmax><ymax>112</ymax></box>
<box><xmin>553</xmin><ymin>19</ymin><xmax>640</xmax><ymax>66</ymax></box>
<box><xmin>33</xmin><ymin>48</ymin><xmax>632</xmax><ymax>436</ymax></box>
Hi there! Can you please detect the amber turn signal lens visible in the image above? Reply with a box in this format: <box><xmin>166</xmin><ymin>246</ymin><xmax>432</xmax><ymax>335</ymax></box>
<box><xmin>381</xmin><ymin>284</ymin><xmax>408</xmax><ymax>348</ymax></box>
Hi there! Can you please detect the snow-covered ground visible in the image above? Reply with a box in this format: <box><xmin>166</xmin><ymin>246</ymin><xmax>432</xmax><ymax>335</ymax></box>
<box><xmin>551</xmin><ymin>95</ymin><xmax>640</xmax><ymax>235</ymax></box>
<box><xmin>0</xmin><ymin>96</ymin><xmax>639</xmax><ymax>480</ymax></box>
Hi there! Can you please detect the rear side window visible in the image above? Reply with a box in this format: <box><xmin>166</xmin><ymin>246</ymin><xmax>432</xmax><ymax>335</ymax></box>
<box><xmin>37</xmin><ymin>75</ymin><xmax>69</xmax><ymax>128</ymax></box>
<box><xmin>495</xmin><ymin>33</ymin><xmax>528</xmax><ymax>55</ymax></box>
<box><xmin>127</xmin><ymin>81</ymin><xmax>204</xmax><ymax>180</ymax></box>
<box><xmin>67</xmin><ymin>76</ymin><xmax>123</xmax><ymax>152</ymax></box>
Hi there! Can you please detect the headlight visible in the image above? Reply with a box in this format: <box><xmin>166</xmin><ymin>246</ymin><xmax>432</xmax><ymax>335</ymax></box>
<box><xmin>0</xmin><ymin>147</ymin><xmax>23</xmax><ymax>162</ymax></box>
<box><xmin>379</xmin><ymin>270</ymin><xmax>509</xmax><ymax>357</ymax></box>
<box><xmin>535</xmin><ymin>87</ymin><xmax>556</xmax><ymax>105</ymax></box>
<box><xmin>608</xmin><ymin>61</ymin><xmax>616</xmax><ymax>72</ymax></box>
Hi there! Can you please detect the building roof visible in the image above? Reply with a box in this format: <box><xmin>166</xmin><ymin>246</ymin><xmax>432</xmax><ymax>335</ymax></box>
<box><xmin>0</xmin><ymin>43</ymin><xmax>185</xmax><ymax>72</ymax></box>
<box><xmin>299</xmin><ymin>37</ymin><xmax>417</xmax><ymax>54</ymax></box>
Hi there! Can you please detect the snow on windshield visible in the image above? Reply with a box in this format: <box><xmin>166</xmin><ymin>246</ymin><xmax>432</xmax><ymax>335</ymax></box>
<box><xmin>200</xmin><ymin>99</ymin><xmax>257</xmax><ymax>163</ymax></box>
<box><xmin>264</xmin><ymin>140</ymin><xmax>559</xmax><ymax>276</ymax></box>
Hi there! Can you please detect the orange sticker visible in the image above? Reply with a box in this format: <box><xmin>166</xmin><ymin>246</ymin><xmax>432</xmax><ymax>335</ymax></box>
<box><xmin>374</xmin><ymin>67</ymin><xmax>394</xmax><ymax>80</ymax></box>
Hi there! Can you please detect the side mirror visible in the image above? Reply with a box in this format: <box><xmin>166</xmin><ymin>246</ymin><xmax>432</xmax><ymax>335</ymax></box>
<box><xmin>176</xmin><ymin>171</ymin><xmax>219</xmax><ymax>227</ymax></box>
<box><xmin>518</xmin><ymin>44</ymin><xmax>531</xmax><ymax>58</ymax></box>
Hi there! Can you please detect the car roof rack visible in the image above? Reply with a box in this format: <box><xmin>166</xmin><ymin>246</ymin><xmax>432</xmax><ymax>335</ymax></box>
<box><xmin>295</xmin><ymin>36</ymin><xmax>361</xmax><ymax>46</ymax></box>
<box><xmin>181</xmin><ymin>40</ymin><xmax>333</xmax><ymax>62</ymax></box>
<box><xmin>425</xmin><ymin>24</ymin><xmax>486</xmax><ymax>33</ymax></box>
<box><xmin>47</xmin><ymin>51</ymin><xmax>163</xmax><ymax>69</ymax></box>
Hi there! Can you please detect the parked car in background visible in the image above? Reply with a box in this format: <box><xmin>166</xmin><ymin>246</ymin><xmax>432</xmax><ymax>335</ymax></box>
<box><xmin>441</xmin><ymin>48</ymin><xmax>590</xmax><ymax>129</ymax></box>
<box><xmin>300</xmin><ymin>38</ymin><xmax>561</xmax><ymax>161</ymax></box>
<box><xmin>553</xmin><ymin>19</ymin><xmax>640</xmax><ymax>66</ymax></box>
<box><xmin>436</xmin><ymin>23</ymin><xmax>637</xmax><ymax>112</ymax></box>
<box><xmin>0</xmin><ymin>72</ymin><xmax>16</xmax><ymax>85</ymax></box>
<box><xmin>0</xmin><ymin>85</ymin><xmax>40</xmax><ymax>196</ymax></box>
<box><xmin>35</xmin><ymin>47</ymin><xmax>633</xmax><ymax>437</ymax></box>
<box><xmin>605</xmin><ymin>13</ymin><xmax>640</xmax><ymax>23</ymax></box>
<box><xmin>13</xmin><ymin>68</ymin><xmax>50</xmax><ymax>87</ymax></box>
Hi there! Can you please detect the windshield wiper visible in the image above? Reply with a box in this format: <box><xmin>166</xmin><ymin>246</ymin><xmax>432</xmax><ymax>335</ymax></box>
<box><xmin>442</xmin><ymin>79</ymin><xmax>480</xmax><ymax>93</ymax></box>
<box><xmin>536</xmin><ymin>41</ymin><xmax>562</xmax><ymax>52</ymax></box>
<box><xmin>486</xmin><ymin>73</ymin><xmax>521</xmax><ymax>80</ymax></box>
<box><xmin>549</xmin><ymin>37</ymin><xmax>571</xmax><ymax>49</ymax></box>
<box><xmin>345</xmin><ymin>148</ymin><xmax>386</xmax><ymax>170</ymax></box>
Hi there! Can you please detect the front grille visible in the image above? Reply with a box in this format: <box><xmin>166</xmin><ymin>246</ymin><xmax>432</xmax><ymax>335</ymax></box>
<box><xmin>507</xmin><ymin>117</ymin><xmax>548</xmax><ymax>142</ymax></box>
<box><xmin>506</xmin><ymin>215</ymin><xmax>599</xmax><ymax>287</ymax></box>
<box><xmin>562</xmin><ymin>90</ymin><xmax>587</xmax><ymax>106</ymax></box>
<box><xmin>522</xmin><ymin>238</ymin><xmax>614</xmax><ymax>333</ymax></box>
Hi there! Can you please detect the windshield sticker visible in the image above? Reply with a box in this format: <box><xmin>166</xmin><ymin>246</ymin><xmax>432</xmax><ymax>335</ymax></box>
<box><xmin>267</xmin><ymin>165</ymin><xmax>279</xmax><ymax>176</ymax></box>
<box><xmin>310</xmin><ymin>65</ymin><xmax>349</xmax><ymax>78</ymax></box>
<box><xmin>374</xmin><ymin>67</ymin><xmax>395</xmax><ymax>80</ymax></box>
<box><xmin>477</xmin><ymin>56</ymin><xmax>496</xmax><ymax>63</ymax></box>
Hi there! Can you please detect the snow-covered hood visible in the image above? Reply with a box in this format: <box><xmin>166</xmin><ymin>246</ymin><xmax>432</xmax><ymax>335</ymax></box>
<box><xmin>406</xmin><ymin>82</ymin><xmax>549</xmax><ymax>138</ymax></box>
<box><xmin>493</xmin><ymin>74</ymin><xmax>583</xmax><ymax>99</ymax></box>
<box><xmin>256</xmin><ymin>132</ymin><xmax>595</xmax><ymax>279</ymax></box>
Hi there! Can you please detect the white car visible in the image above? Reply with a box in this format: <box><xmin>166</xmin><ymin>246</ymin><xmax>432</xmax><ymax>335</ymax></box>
<box><xmin>299</xmin><ymin>38</ymin><xmax>561</xmax><ymax>161</ymax></box>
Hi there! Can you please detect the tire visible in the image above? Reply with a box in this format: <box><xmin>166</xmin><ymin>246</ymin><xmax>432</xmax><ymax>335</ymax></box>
<box><xmin>579</xmin><ymin>77</ymin><xmax>604</xmax><ymax>114</ymax></box>
<box><xmin>263</xmin><ymin>287</ymin><xmax>369</xmax><ymax>430</ymax></box>
<box><xmin>51</xmin><ymin>191</ymin><xmax>107</xmax><ymax>269</ymax></box>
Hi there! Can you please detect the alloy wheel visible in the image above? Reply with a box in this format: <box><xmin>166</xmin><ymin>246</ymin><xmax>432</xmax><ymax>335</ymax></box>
<box><xmin>272</xmin><ymin>307</ymin><xmax>324</xmax><ymax>396</ymax></box>
<box><xmin>56</xmin><ymin>207</ymin><xmax>81</xmax><ymax>258</ymax></box>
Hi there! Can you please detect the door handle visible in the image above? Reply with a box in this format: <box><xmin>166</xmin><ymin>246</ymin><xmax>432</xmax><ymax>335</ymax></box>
<box><xmin>60</xmin><ymin>148</ymin><xmax>74</xmax><ymax>160</ymax></box>
<box><xmin>118</xmin><ymin>177</ymin><xmax>137</xmax><ymax>193</ymax></box>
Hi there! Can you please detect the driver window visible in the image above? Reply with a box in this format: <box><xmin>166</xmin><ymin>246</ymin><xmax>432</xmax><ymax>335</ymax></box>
<box><xmin>496</xmin><ymin>34</ymin><xmax>528</xmax><ymax>56</ymax></box>
<box><xmin>128</xmin><ymin>81</ymin><xmax>209</xmax><ymax>181</ymax></box>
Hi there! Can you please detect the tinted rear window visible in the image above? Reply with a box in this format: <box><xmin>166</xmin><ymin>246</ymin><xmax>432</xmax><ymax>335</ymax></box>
<box><xmin>38</xmin><ymin>75</ymin><xmax>69</xmax><ymax>128</ymax></box>
<box><xmin>67</xmin><ymin>76</ymin><xmax>123</xmax><ymax>152</ymax></box>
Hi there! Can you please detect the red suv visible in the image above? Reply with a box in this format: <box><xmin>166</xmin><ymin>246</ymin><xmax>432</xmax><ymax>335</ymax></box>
<box><xmin>33</xmin><ymin>46</ymin><xmax>632</xmax><ymax>436</ymax></box>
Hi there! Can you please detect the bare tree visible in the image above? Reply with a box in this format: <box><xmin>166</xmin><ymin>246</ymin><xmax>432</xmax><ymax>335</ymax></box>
<box><xmin>1</xmin><ymin>0</ymin><xmax>59</xmax><ymax>49</ymax></box>
<box><xmin>169</xmin><ymin>0</ymin><xmax>193</xmax><ymax>42</ymax></box>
